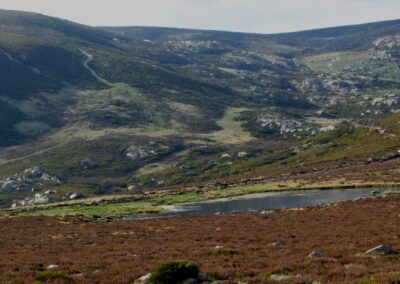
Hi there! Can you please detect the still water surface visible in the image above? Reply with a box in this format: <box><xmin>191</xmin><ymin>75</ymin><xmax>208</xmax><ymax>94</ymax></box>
<box><xmin>130</xmin><ymin>188</ymin><xmax>389</xmax><ymax>219</ymax></box>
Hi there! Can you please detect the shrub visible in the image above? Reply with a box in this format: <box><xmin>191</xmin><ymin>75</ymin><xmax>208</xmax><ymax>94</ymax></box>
<box><xmin>149</xmin><ymin>260</ymin><xmax>199</xmax><ymax>284</ymax></box>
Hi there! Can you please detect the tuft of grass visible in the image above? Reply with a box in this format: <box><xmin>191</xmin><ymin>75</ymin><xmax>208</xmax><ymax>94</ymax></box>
<box><xmin>213</xmin><ymin>247</ymin><xmax>241</xmax><ymax>256</ymax></box>
<box><xmin>34</xmin><ymin>272</ymin><xmax>71</xmax><ymax>283</ymax></box>
<box><xmin>354</xmin><ymin>277</ymin><xmax>379</xmax><ymax>284</ymax></box>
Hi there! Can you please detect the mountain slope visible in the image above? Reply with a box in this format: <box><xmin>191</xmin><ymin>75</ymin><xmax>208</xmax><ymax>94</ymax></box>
<box><xmin>1</xmin><ymin>10</ymin><xmax>400</xmax><ymax>207</ymax></box>
<box><xmin>0</xmin><ymin>10</ymin><xmax>244</xmax><ymax>147</ymax></box>
<box><xmin>270</xmin><ymin>19</ymin><xmax>400</xmax><ymax>52</ymax></box>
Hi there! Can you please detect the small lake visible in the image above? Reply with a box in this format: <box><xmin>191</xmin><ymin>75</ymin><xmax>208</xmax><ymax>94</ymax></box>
<box><xmin>129</xmin><ymin>188</ymin><xmax>392</xmax><ymax>220</ymax></box>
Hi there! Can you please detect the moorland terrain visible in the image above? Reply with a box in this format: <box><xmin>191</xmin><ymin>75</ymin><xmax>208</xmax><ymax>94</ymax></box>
<box><xmin>2</xmin><ymin>196</ymin><xmax>400</xmax><ymax>283</ymax></box>
<box><xmin>1</xmin><ymin>9</ymin><xmax>400</xmax><ymax>283</ymax></box>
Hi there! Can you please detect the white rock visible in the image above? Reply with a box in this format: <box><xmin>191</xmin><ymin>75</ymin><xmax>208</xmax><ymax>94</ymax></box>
<box><xmin>69</xmin><ymin>192</ymin><xmax>82</xmax><ymax>200</ymax></box>
<box><xmin>308</xmin><ymin>251</ymin><xmax>323</xmax><ymax>258</ymax></box>
<box><xmin>134</xmin><ymin>273</ymin><xmax>151</xmax><ymax>284</ymax></box>
<box><xmin>47</xmin><ymin>264</ymin><xmax>59</xmax><ymax>270</ymax></box>
<box><xmin>237</xmin><ymin>152</ymin><xmax>248</xmax><ymax>158</ymax></box>
<box><xmin>270</xmin><ymin>241</ymin><xmax>286</xmax><ymax>248</ymax></box>
<box><xmin>364</xmin><ymin>244</ymin><xmax>398</xmax><ymax>255</ymax></box>
<box><xmin>220</xmin><ymin>153</ymin><xmax>231</xmax><ymax>159</ymax></box>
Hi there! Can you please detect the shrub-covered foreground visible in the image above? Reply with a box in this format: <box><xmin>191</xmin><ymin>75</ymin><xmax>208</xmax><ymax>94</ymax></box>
<box><xmin>2</xmin><ymin>195</ymin><xmax>400</xmax><ymax>283</ymax></box>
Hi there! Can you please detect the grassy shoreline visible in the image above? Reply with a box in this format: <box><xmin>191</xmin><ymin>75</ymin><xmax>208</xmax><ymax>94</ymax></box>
<box><xmin>2</xmin><ymin>180</ymin><xmax>400</xmax><ymax>218</ymax></box>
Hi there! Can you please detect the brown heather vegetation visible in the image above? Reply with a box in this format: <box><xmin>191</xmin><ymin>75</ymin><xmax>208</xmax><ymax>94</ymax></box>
<box><xmin>2</xmin><ymin>196</ymin><xmax>400</xmax><ymax>283</ymax></box>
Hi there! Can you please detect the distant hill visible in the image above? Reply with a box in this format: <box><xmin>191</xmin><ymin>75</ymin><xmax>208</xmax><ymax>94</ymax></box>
<box><xmin>104</xmin><ymin>18</ymin><xmax>400</xmax><ymax>52</ymax></box>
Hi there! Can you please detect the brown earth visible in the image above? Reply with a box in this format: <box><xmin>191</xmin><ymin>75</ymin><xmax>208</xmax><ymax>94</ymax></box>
<box><xmin>2</xmin><ymin>195</ymin><xmax>400</xmax><ymax>283</ymax></box>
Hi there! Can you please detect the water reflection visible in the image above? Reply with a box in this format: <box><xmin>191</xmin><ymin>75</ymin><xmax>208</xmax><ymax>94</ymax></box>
<box><xmin>131</xmin><ymin>188</ymin><xmax>389</xmax><ymax>219</ymax></box>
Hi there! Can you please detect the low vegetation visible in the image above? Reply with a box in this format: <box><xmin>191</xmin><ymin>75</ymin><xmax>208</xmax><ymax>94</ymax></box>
<box><xmin>2</xmin><ymin>196</ymin><xmax>400</xmax><ymax>283</ymax></box>
<box><xmin>149</xmin><ymin>260</ymin><xmax>199</xmax><ymax>284</ymax></box>
<box><xmin>34</xmin><ymin>272</ymin><xmax>71</xmax><ymax>284</ymax></box>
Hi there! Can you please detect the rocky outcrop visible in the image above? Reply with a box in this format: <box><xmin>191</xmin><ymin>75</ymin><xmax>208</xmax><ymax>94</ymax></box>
<box><xmin>12</xmin><ymin>193</ymin><xmax>52</xmax><ymax>207</ymax></box>
<box><xmin>257</xmin><ymin>113</ymin><xmax>306</xmax><ymax>135</ymax></box>
<box><xmin>80</xmin><ymin>157</ymin><xmax>97</xmax><ymax>169</ymax></box>
<box><xmin>0</xmin><ymin>167</ymin><xmax>61</xmax><ymax>194</ymax></box>
<box><xmin>126</xmin><ymin>142</ymin><xmax>172</xmax><ymax>161</ymax></box>
<box><xmin>127</xmin><ymin>145</ymin><xmax>154</xmax><ymax>160</ymax></box>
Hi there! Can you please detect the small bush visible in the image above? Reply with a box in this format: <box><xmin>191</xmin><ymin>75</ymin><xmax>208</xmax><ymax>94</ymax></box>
<box><xmin>149</xmin><ymin>260</ymin><xmax>199</xmax><ymax>284</ymax></box>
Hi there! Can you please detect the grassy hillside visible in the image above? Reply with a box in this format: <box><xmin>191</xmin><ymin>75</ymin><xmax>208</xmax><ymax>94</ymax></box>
<box><xmin>1</xmin><ymin>10</ymin><xmax>400</xmax><ymax>207</ymax></box>
<box><xmin>130</xmin><ymin>113</ymin><xmax>400</xmax><ymax>188</ymax></box>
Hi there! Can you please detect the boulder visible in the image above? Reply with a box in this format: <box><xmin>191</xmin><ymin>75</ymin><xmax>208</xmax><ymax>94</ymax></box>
<box><xmin>220</xmin><ymin>153</ymin><xmax>231</xmax><ymax>159</ymax></box>
<box><xmin>371</xmin><ymin>190</ymin><xmax>380</xmax><ymax>196</ymax></box>
<box><xmin>270</xmin><ymin>274</ymin><xmax>294</xmax><ymax>281</ymax></box>
<box><xmin>133</xmin><ymin>273</ymin><xmax>151</xmax><ymax>284</ymax></box>
<box><xmin>308</xmin><ymin>251</ymin><xmax>323</xmax><ymax>258</ymax></box>
<box><xmin>34</xmin><ymin>194</ymin><xmax>50</xmax><ymax>204</ymax></box>
<box><xmin>237</xmin><ymin>152</ymin><xmax>248</xmax><ymax>158</ymax></box>
<box><xmin>270</xmin><ymin>241</ymin><xmax>286</xmax><ymax>248</ymax></box>
<box><xmin>69</xmin><ymin>192</ymin><xmax>83</xmax><ymax>200</ymax></box>
<box><xmin>47</xmin><ymin>264</ymin><xmax>59</xmax><ymax>270</ymax></box>
<box><xmin>364</xmin><ymin>244</ymin><xmax>398</xmax><ymax>255</ymax></box>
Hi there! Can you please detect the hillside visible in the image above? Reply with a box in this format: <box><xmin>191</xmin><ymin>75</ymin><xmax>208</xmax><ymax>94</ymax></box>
<box><xmin>1</xmin><ymin>10</ymin><xmax>400</xmax><ymax>208</ymax></box>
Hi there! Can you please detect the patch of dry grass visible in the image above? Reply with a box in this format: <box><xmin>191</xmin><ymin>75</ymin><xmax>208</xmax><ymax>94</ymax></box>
<box><xmin>202</xmin><ymin>107</ymin><xmax>255</xmax><ymax>144</ymax></box>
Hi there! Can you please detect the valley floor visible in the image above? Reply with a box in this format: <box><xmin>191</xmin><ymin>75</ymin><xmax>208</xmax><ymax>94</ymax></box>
<box><xmin>2</xmin><ymin>195</ymin><xmax>400</xmax><ymax>283</ymax></box>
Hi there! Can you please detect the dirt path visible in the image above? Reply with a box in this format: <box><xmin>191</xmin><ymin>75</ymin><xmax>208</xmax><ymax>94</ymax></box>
<box><xmin>80</xmin><ymin>49</ymin><xmax>113</xmax><ymax>86</ymax></box>
<box><xmin>0</xmin><ymin>47</ymin><xmax>40</xmax><ymax>74</ymax></box>
<box><xmin>0</xmin><ymin>48</ymin><xmax>18</xmax><ymax>63</ymax></box>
